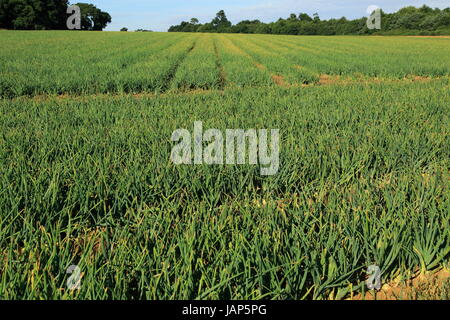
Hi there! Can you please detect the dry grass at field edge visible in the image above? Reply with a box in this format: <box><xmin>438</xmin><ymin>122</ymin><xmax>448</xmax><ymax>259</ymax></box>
<box><xmin>8</xmin><ymin>75</ymin><xmax>448</xmax><ymax>102</ymax></box>
<box><xmin>349</xmin><ymin>269</ymin><xmax>450</xmax><ymax>300</ymax></box>
<box><xmin>406</xmin><ymin>35</ymin><xmax>450</xmax><ymax>38</ymax></box>
<box><xmin>23</xmin><ymin>88</ymin><xmax>219</xmax><ymax>103</ymax></box>
<box><xmin>302</xmin><ymin>73</ymin><xmax>441</xmax><ymax>87</ymax></box>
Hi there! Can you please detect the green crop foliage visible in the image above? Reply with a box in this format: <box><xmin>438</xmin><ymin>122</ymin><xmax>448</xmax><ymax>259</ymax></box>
<box><xmin>0</xmin><ymin>31</ymin><xmax>449</xmax><ymax>300</ymax></box>
<box><xmin>170</xmin><ymin>34</ymin><xmax>221</xmax><ymax>91</ymax></box>
<box><xmin>214</xmin><ymin>35</ymin><xmax>273</xmax><ymax>88</ymax></box>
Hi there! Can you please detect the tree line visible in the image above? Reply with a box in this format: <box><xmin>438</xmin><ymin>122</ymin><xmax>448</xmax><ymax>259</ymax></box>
<box><xmin>0</xmin><ymin>0</ymin><xmax>111</xmax><ymax>30</ymax></box>
<box><xmin>168</xmin><ymin>6</ymin><xmax>450</xmax><ymax>35</ymax></box>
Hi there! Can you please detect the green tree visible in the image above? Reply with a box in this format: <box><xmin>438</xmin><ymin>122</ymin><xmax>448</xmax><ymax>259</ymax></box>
<box><xmin>211</xmin><ymin>10</ymin><xmax>231</xmax><ymax>31</ymax></box>
<box><xmin>232</xmin><ymin>19</ymin><xmax>262</xmax><ymax>33</ymax></box>
<box><xmin>168</xmin><ymin>5</ymin><xmax>450</xmax><ymax>36</ymax></box>
<box><xmin>197</xmin><ymin>22</ymin><xmax>214</xmax><ymax>33</ymax></box>
<box><xmin>0</xmin><ymin>0</ymin><xmax>68</xmax><ymax>30</ymax></box>
<box><xmin>298</xmin><ymin>13</ymin><xmax>313</xmax><ymax>22</ymax></box>
<box><xmin>74</xmin><ymin>3</ymin><xmax>111</xmax><ymax>31</ymax></box>
<box><xmin>254</xmin><ymin>23</ymin><xmax>271</xmax><ymax>34</ymax></box>
<box><xmin>313</xmin><ymin>13</ymin><xmax>320</xmax><ymax>22</ymax></box>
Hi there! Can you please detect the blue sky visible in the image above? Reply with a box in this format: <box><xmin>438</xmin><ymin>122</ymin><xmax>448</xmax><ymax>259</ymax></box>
<box><xmin>79</xmin><ymin>1</ymin><xmax>450</xmax><ymax>31</ymax></box>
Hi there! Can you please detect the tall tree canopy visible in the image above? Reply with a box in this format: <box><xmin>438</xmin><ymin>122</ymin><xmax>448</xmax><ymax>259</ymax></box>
<box><xmin>0</xmin><ymin>0</ymin><xmax>68</xmax><ymax>30</ymax></box>
<box><xmin>211</xmin><ymin>10</ymin><xmax>231</xmax><ymax>30</ymax></box>
<box><xmin>74</xmin><ymin>2</ymin><xmax>111</xmax><ymax>31</ymax></box>
<box><xmin>169</xmin><ymin>6</ymin><xmax>450</xmax><ymax>36</ymax></box>
<box><xmin>169</xmin><ymin>10</ymin><xmax>232</xmax><ymax>33</ymax></box>
<box><xmin>0</xmin><ymin>0</ymin><xmax>111</xmax><ymax>30</ymax></box>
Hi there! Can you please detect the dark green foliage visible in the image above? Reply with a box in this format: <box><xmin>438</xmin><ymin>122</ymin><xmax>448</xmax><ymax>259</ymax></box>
<box><xmin>169</xmin><ymin>6</ymin><xmax>450</xmax><ymax>35</ymax></box>
<box><xmin>0</xmin><ymin>0</ymin><xmax>111</xmax><ymax>30</ymax></box>
<box><xmin>212</xmin><ymin>10</ymin><xmax>231</xmax><ymax>31</ymax></box>
<box><xmin>169</xmin><ymin>10</ymin><xmax>232</xmax><ymax>33</ymax></box>
<box><xmin>74</xmin><ymin>3</ymin><xmax>111</xmax><ymax>31</ymax></box>
<box><xmin>0</xmin><ymin>0</ymin><xmax>68</xmax><ymax>30</ymax></box>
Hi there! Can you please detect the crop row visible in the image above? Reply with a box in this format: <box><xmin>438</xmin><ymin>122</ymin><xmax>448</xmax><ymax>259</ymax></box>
<box><xmin>0</xmin><ymin>81</ymin><xmax>448</xmax><ymax>299</ymax></box>
<box><xmin>0</xmin><ymin>32</ymin><xmax>196</xmax><ymax>97</ymax></box>
<box><xmin>170</xmin><ymin>34</ymin><xmax>220</xmax><ymax>91</ymax></box>
<box><xmin>245</xmin><ymin>34</ymin><xmax>450</xmax><ymax>77</ymax></box>
<box><xmin>2</xmin><ymin>32</ymin><xmax>450</xmax><ymax>98</ymax></box>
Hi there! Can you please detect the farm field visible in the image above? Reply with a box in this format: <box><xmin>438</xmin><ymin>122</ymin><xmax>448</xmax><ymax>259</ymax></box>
<box><xmin>1</xmin><ymin>31</ymin><xmax>450</xmax><ymax>97</ymax></box>
<box><xmin>0</xmin><ymin>31</ymin><xmax>449</xmax><ymax>300</ymax></box>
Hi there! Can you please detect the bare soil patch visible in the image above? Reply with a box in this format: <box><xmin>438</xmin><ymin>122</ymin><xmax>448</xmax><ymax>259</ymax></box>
<box><xmin>318</xmin><ymin>74</ymin><xmax>341</xmax><ymax>85</ymax></box>
<box><xmin>272</xmin><ymin>74</ymin><xmax>289</xmax><ymax>87</ymax></box>
<box><xmin>254</xmin><ymin>63</ymin><xmax>266</xmax><ymax>70</ymax></box>
<box><xmin>350</xmin><ymin>269</ymin><xmax>450</xmax><ymax>300</ymax></box>
<box><xmin>406</xmin><ymin>36</ymin><xmax>450</xmax><ymax>38</ymax></box>
<box><xmin>410</xmin><ymin>75</ymin><xmax>433</xmax><ymax>82</ymax></box>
